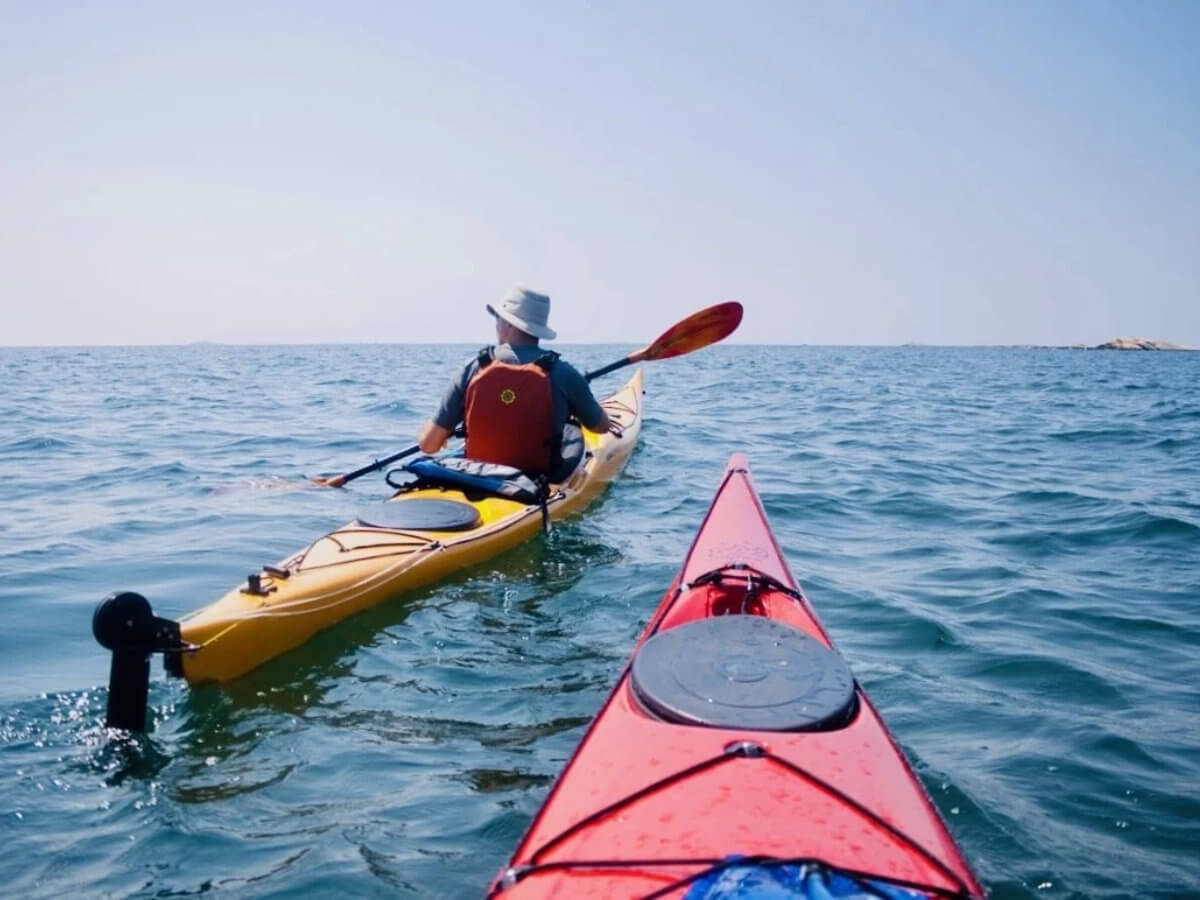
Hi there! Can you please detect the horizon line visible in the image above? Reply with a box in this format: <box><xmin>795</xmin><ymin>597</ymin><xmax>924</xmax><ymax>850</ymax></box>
<box><xmin>1</xmin><ymin>340</ymin><xmax>1193</xmax><ymax>351</ymax></box>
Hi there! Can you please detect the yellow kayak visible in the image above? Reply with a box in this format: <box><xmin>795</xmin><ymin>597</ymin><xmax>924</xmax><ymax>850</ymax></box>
<box><xmin>94</xmin><ymin>304</ymin><xmax>740</xmax><ymax>731</ymax></box>
<box><xmin>172</xmin><ymin>369</ymin><xmax>643</xmax><ymax>684</ymax></box>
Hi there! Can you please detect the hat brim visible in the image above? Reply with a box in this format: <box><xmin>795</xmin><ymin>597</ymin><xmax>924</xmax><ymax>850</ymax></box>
<box><xmin>486</xmin><ymin>303</ymin><xmax>557</xmax><ymax>341</ymax></box>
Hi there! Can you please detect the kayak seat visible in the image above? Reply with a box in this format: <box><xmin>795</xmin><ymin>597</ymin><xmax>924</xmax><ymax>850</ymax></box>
<box><xmin>631</xmin><ymin>615</ymin><xmax>858</xmax><ymax>732</ymax></box>
<box><xmin>403</xmin><ymin>457</ymin><xmax>544</xmax><ymax>504</ymax></box>
<box><xmin>356</xmin><ymin>497</ymin><xmax>482</xmax><ymax>531</ymax></box>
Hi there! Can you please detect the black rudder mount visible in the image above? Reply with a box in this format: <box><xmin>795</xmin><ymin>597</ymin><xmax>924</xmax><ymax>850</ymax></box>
<box><xmin>92</xmin><ymin>592</ymin><xmax>185</xmax><ymax>732</ymax></box>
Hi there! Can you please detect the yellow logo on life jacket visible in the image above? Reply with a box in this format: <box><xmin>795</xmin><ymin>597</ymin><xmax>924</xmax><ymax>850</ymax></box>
<box><xmin>500</xmin><ymin>388</ymin><xmax>517</xmax><ymax>405</ymax></box>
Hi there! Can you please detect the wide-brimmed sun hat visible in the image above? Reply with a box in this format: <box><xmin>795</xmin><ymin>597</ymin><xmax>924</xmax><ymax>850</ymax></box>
<box><xmin>486</xmin><ymin>286</ymin><xmax>557</xmax><ymax>341</ymax></box>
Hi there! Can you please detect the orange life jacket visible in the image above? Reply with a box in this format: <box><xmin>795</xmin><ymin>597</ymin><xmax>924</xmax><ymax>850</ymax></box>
<box><xmin>464</xmin><ymin>348</ymin><xmax>558</xmax><ymax>473</ymax></box>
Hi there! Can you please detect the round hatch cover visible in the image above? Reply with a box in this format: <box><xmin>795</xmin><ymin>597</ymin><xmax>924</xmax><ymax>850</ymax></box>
<box><xmin>631</xmin><ymin>615</ymin><xmax>856</xmax><ymax>732</ymax></box>
<box><xmin>356</xmin><ymin>498</ymin><xmax>481</xmax><ymax>531</ymax></box>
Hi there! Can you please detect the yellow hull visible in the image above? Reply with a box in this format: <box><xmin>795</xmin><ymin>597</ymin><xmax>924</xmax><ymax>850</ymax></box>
<box><xmin>177</xmin><ymin>370</ymin><xmax>644</xmax><ymax>683</ymax></box>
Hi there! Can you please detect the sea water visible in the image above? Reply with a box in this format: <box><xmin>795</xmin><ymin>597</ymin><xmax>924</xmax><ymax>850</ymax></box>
<box><xmin>0</xmin><ymin>344</ymin><xmax>1197</xmax><ymax>898</ymax></box>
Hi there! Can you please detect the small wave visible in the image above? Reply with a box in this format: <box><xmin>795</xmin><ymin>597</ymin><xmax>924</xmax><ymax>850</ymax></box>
<box><xmin>1061</xmin><ymin>608</ymin><xmax>1189</xmax><ymax>642</ymax></box>
<box><xmin>1</xmin><ymin>687</ymin><xmax>177</xmax><ymax>773</ymax></box>
<box><xmin>987</xmin><ymin>508</ymin><xmax>1200</xmax><ymax>552</ymax></box>
<box><xmin>182</xmin><ymin>372</ymin><xmax>236</xmax><ymax>386</ymax></box>
<box><xmin>207</xmin><ymin>476</ymin><xmax>310</xmax><ymax>494</ymax></box>
<box><xmin>362</xmin><ymin>400</ymin><xmax>414</xmax><ymax>416</ymax></box>
<box><xmin>1073</xmin><ymin>509</ymin><xmax>1200</xmax><ymax>545</ymax></box>
<box><xmin>963</xmin><ymin>653</ymin><xmax>1129</xmax><ymax>709</ymax></box>
<box><xmin>1049</xmin><ymin>427</ymin><xmax>1148</xmax><ymax>444</ymax></box>
<box><xmin>895</xmin><ymin>610</ymin><xmax>965</xmax><ymax>651</ymax></box>
<box><xmin>1122</xmin><ymin>380</ymin><xmax>1163</xmax><ymax>391</ymax></box>
<box><xmin>761</xmin><ymin>489</ymin><xmax>849</xmax><ymax>519</ymax></box>
<box><xmin>3</xmin><ymin>540</ymin><xmax>92</xmax><ymax>562</ymax></box>
<box><xmin>88</xmin><ymin>460</ymin><xmax>201</xmax><ymax>483</ymax></box>
<box><xmin>1150</xmin><ymin>436</ymin><xmax>1199</xmax><ymax>452</ymax></box>
<box><xmin>457</xmin><ymin>767</ymin><xmax>553</xmax><ymax>793</ymax></box>
<box><xmin>921</xmin><ymin>564</ymin><xmax>1022</xmax><ymax>587</ymax></box>
<box><xmin>314</xmin><ymin>377</ymin><xmax>361</xmax><ymax>387</ymax></box>
<box><xmin>1076</xmin><ymin>730</ymin><xmax>1168</xmax><ymax>774</ymax></box>
<box><xmin>1002</xmin><ymin>488</ymin><xmax>1110</xmax><ymax>510</ymax></box>
<box><xmin>215</xmin><ymin>435</ymin><xmax>287</xmax><ymax>452</ymax></box>
<box><xmin>1150</xmin><ymin>407</ymin><xmax>1200</xmax><ymax>423</ymax></box>
<box><xmin>864</xmin><ymin>491</ymin><xmax>965</xmax><ymax>526</ymax></box>
<box><xmin>1</xmin><ymin>435</ymin><xmax>75</xmax><ymax>453</ymax></box>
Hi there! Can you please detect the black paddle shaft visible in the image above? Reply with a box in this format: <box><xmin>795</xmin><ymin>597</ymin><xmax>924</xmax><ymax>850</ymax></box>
<box><xmin>337</xmin><ymin>444</ymin><xmax>425</xmax><ymax>484</ymax></box>
<box><xmin>584</xmin><ymin>355</ymin><xmax>633</xmax><ymax>382</ymax></box>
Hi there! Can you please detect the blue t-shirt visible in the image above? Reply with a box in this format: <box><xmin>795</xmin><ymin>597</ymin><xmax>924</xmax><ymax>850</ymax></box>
<box><xmin>433</xmin><ymin>344</ymin><xmax>606</xmax><ymax>434</ymax></box>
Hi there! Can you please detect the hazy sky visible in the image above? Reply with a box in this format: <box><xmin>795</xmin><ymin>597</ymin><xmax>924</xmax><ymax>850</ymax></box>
<box><xmin>3</xmin><ymin>2</ymin><xmax>1197</xmax><ymax>346</ymax></box>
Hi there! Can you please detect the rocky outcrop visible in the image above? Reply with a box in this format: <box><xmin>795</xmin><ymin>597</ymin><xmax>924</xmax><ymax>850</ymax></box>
<box><xmin>1093</xmin><ymin>337</ymin><xmax>1193</xmax><ymax>351</ymax></box>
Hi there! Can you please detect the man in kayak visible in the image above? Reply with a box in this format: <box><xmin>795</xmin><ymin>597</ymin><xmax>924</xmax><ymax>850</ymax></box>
<box><xmin>417</xmin><ymin>287</ymin><xmax>612</xmax><ymax>480</ymax></box>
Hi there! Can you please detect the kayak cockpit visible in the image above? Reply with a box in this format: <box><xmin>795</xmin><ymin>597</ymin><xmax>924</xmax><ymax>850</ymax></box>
<box><xmin>629</xmin><ymin>564</ymin><xmax>860</xmax><ymax>730</ymax></box>
<box><xmin>353</xmin><ymin>497</ymin><xmax>482</xmax><ymax>531</ymax></box>
<box><xmin>630</xmin><ymin>613</ymin><xmax>858</xmax><ymax>732</ymax></box>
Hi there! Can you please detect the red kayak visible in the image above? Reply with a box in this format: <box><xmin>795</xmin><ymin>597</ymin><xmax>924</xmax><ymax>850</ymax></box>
<box><xmin>491</xmin><ymin>454</ymin><xmax>983</xmax><ymax>899</ymax></box>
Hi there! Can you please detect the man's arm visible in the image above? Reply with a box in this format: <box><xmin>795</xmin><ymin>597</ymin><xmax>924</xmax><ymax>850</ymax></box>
<box><xmin>418</xmin><ymin>421</ymin><xmax>454</xmax><ymax>454</ymax></box>
<box><xmin>563</xmin><ymin>365</ymin><xmax>612</xmax><ymax>433</ymax></box>
<box><xmin>418</xmin><ymin>358</ymin><xmax>473</xmax><ymax>453</ymax></box>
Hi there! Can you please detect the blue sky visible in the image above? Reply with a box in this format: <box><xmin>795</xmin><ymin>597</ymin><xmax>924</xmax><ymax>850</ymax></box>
<box><xmin>2</xmin><ymin>1</ymin><xmax>1197</xmax><ymax>346</ymax></box>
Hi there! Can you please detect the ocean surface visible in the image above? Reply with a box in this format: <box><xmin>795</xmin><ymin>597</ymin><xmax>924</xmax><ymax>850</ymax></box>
<box><xmin>1</xmin><ymin>344</ymin><xmax>1197</xmax><ymax>899</ymax></box>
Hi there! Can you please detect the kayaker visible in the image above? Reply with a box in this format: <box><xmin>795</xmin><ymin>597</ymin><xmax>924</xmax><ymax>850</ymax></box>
<box><xmin>417</xmin><ymin>287</ymin><xmax>612</xmax><ymax>479</ymax></box>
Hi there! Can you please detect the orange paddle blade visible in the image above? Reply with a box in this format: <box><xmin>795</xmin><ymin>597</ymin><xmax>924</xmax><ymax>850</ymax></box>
<box><xmin>633</xmin><ymin>301</ymin><xmax>743</xmax><ymax>362</ymax></box>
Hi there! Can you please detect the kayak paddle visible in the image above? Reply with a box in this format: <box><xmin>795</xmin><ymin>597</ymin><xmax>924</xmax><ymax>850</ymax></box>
<box><xmin>312</xmin><ymin>300</ymin><xmax>743</xmax><ymax>488</ymax></box>
<box><xmin>583</xmin><ymin>301</ymin><xmax>743</xmax><ymax>381</ymax></box>
<box><xmin>311</xmin><ymin>443</ymin><xmax>429</xmax><ymax>488</ymax></box>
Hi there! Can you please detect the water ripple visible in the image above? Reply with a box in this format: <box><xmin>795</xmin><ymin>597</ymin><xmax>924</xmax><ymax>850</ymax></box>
<box><xmin>1</xmin><ymin>344</ymin><xmax>1198</xmax><ymax>898</ymax></box>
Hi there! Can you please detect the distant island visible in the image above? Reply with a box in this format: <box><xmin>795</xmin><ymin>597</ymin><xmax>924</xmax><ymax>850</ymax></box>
<box><xmin>1089</xmin><ymin>337</ymin><xmax>1193</xmax><ymax>351</ymax></box>
<box><xmin>899</xmin><ymin>338</ymin><xmax>1195</xmax><ymax>350</ymax></box>
<box><xmin>1043</xmin><ymin>337</ymin><xmax>1194</xmax><ymax>351</ymax></box>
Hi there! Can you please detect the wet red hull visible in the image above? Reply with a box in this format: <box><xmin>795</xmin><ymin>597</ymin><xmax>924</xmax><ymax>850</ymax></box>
<box><xmin>492</xmin><ymin>454</ymin><xmax>982</xmax><ymax>898</ymax></box>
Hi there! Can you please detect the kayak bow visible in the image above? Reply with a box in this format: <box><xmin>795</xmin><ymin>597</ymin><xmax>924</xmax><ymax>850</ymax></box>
<box><xmin>492</xmin><ymin>453</ymin><xmax>983</xmax><ymax>899</ymax></box>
